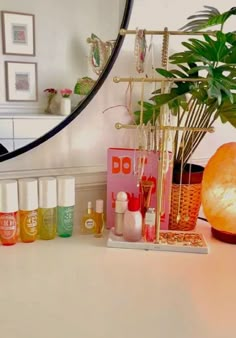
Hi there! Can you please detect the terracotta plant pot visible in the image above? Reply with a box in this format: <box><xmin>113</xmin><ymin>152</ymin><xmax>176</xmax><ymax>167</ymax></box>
<box><xmin>169</xmin><ymin>163</ymin><xmax>204</xmax><ymax>231</ymax></box>
<box><xmin>172</xmin><ymin>163</ymin><xmax>204</xmax><ymax>184</ymax></box>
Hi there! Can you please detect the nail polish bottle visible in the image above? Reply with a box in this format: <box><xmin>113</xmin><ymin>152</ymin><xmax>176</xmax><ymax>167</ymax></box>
<box><xmin>18</xmin><ymin>178</ymin><xmax>38</xmax><ymax>243</ymax></box>
<box><xmin>0</xmin><ymin>180</ymin><xmax>19</xmax><ymax>246</ymax></box>
<box><xmin>94</xmin><ymin>199</ymin><xmax>105</xmax><ymax>237</ymax></box>
<box><xmin>57</xmin><ymin>176</ymin><xmax>75</xmax><ymax>237</ymax></box>
<box><xmin>38</xmin><ymin>177</ymin><xmax>57</xmax><ymax>240</ymax></box>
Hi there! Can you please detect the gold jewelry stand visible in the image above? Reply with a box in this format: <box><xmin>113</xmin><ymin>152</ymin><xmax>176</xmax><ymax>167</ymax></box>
<box><xmin>109</xmin><ymin>27</ymin><xmax>213</xmax><ymax>252</ymax></box>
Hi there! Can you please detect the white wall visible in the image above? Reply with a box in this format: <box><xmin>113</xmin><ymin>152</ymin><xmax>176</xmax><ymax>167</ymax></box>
<box><xmin>0</xmin><ymin>0</ymin><xmax>120</xmax><ymax>113</ymax></box>
<box><xmin>0</xmin><ymin>0</ymin><xmax>235</xmax><ymax>173</ymax></box>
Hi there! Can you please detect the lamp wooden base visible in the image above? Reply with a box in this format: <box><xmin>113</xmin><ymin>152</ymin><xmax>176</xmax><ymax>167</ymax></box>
<box><xmin>211</xmin><ymin>227</ymin><xmax>236</xmax><ymax>244</ymax></box>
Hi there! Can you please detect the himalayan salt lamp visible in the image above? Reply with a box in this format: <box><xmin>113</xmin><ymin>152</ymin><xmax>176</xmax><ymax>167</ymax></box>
<box><xmin>201</xmin><ymin>142</ymin><xmax>236</xmax><ymax>243</ymax></box>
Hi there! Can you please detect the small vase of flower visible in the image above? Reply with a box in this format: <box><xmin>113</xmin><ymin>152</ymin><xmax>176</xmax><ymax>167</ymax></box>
<box><xmin>60</xmin><ymin>88</ymin><xmax>72</xmax><ymax>116</ymax></box>
<box><xmin>44</xmin><ymin>88</ymin><xmax>57</xmax><ymax>114</ymax></box>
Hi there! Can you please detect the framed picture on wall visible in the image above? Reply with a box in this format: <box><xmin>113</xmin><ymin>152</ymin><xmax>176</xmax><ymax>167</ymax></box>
<box><xmin>5</xmin><ymin>61</ymin><xmax>38</xmax><ymax>101</ymax></box>
<box><xmin>1</xmin><ymin>11</ymin><xmax>35</xmax><ymax>55</ymax></box>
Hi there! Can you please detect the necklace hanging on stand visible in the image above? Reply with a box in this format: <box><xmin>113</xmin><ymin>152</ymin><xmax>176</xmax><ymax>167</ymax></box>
<box><xmin>88</xmin><ymin>34</ymin><xmax>108</xmax><ymax>75</ymax></box>
<box><xmin>176</xmin><ymin>131</ymin><xmax>186</xmax><ymax>224</ymax></box>
<box><xmin>136</xmin><ymin>80</ymin><xmax>147</xmax><ymax>187</ymax></box>
<box><xmin>134</xmin><ymin>28</ymin><xmax>147</xmax><ymax>73</ymax></box>
<box><xmin>184</xmin><ymin>132</ymin><xmax>194</xmax><ymax>222</ymax></box>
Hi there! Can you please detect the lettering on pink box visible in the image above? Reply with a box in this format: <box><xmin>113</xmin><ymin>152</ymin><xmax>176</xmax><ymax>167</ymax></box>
<box><xmin>106</xmin><ymin>148</ymin><xmax>172</xmax><ymax>230</ymax></box>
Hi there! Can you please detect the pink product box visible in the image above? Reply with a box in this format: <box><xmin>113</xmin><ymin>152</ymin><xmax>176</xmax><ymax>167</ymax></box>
<box><xmin>106</xmin><ymin>148</ymin><xmax>172</xmax><ymax>230</ymax></box>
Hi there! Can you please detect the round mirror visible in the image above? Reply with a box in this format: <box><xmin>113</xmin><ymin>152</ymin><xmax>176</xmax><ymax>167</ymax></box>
<box><xmin>0</xmin><ymin>0</ymin><xmax>133</xmax><ymax>162</ymax></box>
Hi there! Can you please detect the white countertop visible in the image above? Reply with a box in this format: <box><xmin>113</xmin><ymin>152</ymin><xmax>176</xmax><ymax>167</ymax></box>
<box><xmin>0</xmin><ymin>219</ymin><xmax>235</xmax><ymax>338</ymax></box>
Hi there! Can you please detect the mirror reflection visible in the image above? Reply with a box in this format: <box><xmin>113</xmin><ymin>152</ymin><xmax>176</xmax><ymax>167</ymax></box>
<box><xmin>0</xmin><ymin>0</ymin><xmax>127</xmax><ymax>156</ymax></box>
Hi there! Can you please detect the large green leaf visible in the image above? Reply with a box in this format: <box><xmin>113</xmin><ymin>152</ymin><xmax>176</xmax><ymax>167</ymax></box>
<box><xmin>223</xmin><ymin>45</ymin><xmax>236</xmax><ymax>63</ymax></box>
<box><xmin>170</xmin><ymin>50</ymin><xmax>210</xmax><ymax>65</ymax></box>
<box><xmin>155</xmin><ymin>68</ymin><xmax>175</xmax><ymax>78</ymax></box>
<box><xmin>134</xmin><ymin>101</ymin><xmax>160</xmax><ymax>125</ymax></box>
<box><xmin>225</xmin><ymin>32</ymin><xmax>236</xmax><ymax>45</ymax></box>
<box><xmin>218</xmin><ymin>100</ymin><xmax>236</xmax><ymax>127</ymax></box>
<box><xmin>179</xmin><ymin>6</ymin><xmax>236</xmax><ymax>32</ymax></box>
<box><xmin>181</xmin><ymin>33</ymin><xmax>229</xmax><ymax>63</ymax></box>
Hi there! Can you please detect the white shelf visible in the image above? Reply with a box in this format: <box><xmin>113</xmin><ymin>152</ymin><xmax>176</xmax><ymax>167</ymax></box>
<box><xmin>0</xmin><ymin>113</ymin><xmax>64</xmax><ymax>119</ymax></box>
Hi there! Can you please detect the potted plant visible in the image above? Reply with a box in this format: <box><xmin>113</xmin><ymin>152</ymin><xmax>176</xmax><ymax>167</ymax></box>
<box><xmin>74</xmin><ymin>77</ymin><xmax>96</xmax><ymax>96</ymax></box>
<box><xmin>134</xmin><ymin>6</ymin><xmax>236</xmax><ymax>229</ymax></box>
<box><xmin>59</xmin><ymin>88</ymin><xmax>73</xmax><ymax>116</ymax></box>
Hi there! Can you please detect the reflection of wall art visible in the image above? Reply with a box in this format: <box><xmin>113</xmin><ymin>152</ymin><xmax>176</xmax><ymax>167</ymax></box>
<box><xmin>5</xmin><ymin>61</ymin><xmax>38</xmax><ymax>101</ymax></box>
<box><xmin>1</xmin><ymin>11</ymin><xmax>35</xmax><ymax>55</ymax></box>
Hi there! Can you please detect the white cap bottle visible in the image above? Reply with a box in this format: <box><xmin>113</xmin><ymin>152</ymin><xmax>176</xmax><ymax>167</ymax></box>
<box><xmin>114</xmin><ymin>191</ymin><xmax>128</xmax><ymax>236</ymax></box>
<box><xmin>18</xmin><ymin>178</ymin><xmax>38</xmax><ymax>211</ymax></box>
<box><xmin>123</xmin><ymin>196</ymin><xmax>142</xmax><ymax>242</ymax></box>
<box><xmin>18</xmin><ymin>178</ymin><xmax>38</xmax><ymax>243</ymax></box>
<box><xmin>0</xmin><ymin>180</ymin><xmax>18</xmax><ymax>245</ymax></box>
<box><xmin>38</xmin><ymin>177</ymin><xmax>57</xmax><ymax>240</ymax></box>
<box><xmin>0</xmin><ymin>179</ymin><xmax>18</xmax><ymax>212</ymax></box>
<box><xmin>39</xmin><ymin>177</ymin><xmax>57</xmax><ymax>208</ymax></box>
<box><xmin>57</xmin><ymin>176</ymin><xmax>75</xmax><ymax>238</ymax></box>
<box><xmin>57</xmin><ymin>176</ymin><xmax>75</xmax><ymax>207</ymax></box>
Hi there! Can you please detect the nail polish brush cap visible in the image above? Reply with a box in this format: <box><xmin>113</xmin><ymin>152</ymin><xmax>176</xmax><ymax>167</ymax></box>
<box><xmin>0</xmin><ymin>179</ymin><xmax>18</xmax><ymax>212</ymax></box>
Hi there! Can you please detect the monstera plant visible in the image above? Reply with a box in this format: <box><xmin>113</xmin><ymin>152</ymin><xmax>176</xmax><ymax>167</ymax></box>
<box><xmin>135</xmin><ymin>6</ymin><xmax>236</xmax><ymax>174</ymax></box>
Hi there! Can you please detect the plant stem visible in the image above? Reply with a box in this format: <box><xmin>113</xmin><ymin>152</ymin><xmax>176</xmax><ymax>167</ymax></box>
<box><xmin>181</xmin><ymin>102</ymin><xmax>206</xmax><ymax>162</ymax></box>
<box><xmin>174</xmin><ymin>96</ymin><xmax>195</xmax><ymax>162</ymax></box>
<box><xmin>184</xmin><ymin>104</ymin><xmax>217</xmax><ymax>163</ymax></box>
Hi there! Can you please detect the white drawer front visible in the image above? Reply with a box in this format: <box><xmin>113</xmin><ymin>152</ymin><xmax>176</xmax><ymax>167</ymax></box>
<box><xmin>0</xmin><ymin>119</ymin><xmax>13</xmax><ymax>138</ymax></box>
<box><xmin>14</xmin><ymin>118</ymin><xmax>63</xmax><ymax>138</ymax></box>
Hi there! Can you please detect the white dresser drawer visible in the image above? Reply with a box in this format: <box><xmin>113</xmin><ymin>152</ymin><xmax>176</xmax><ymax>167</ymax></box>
<box><xmin>13</xmin><ymin>118</ymin><xmax>63</xmax><ymax>138</ymax></box>
<box><xmin>0</xmin><ymin>119</ymin><xmax>13</xmax><ymax>138</ymax></box>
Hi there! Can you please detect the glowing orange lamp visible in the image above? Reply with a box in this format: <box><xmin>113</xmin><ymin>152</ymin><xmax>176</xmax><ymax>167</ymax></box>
<box><xmin>201</xmin><ymin>142</ymin><xmax>236</xmax><ymax>243</ymax></box>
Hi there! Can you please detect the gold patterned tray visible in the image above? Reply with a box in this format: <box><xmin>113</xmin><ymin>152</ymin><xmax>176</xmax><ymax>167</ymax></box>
<box><xmin>107</xmin><ymin>229</ymin><xmax>209</xmax><ymax>254</ymax></box>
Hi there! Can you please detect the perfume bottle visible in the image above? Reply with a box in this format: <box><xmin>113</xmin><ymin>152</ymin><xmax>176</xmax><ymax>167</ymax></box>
<box><xmin>114</xmin><ymin>191</ymin><xmax>128</xmax><ymax>236</ymax></box>
<box><xmin>57</xmin><ymin>176</ymin><xmax>75</xmax><ymax>237</ymax></box>
<box><xmin>18</xmin><ymin>178</ymin><xmax>38</xmax><ymax>243</ymax></box>
<box><xmin>0</xmin><ymin>180</ymin><xmax>19</xmax><ymax>246</ymax></box>
<box><xmin>38</xmin><ymin>177</ymin><xmax>57</xmax><ymax>240</ymax></box>
<box><xmin>94</xmin><ymin>199</ymin><xmax>105</xmax><ymax>237</ymax></box>
<box><xmin>144</xmin><ymin>207</ymin><xmax>156</xmax><ymax>242</ymax></box>
<box><xmin>81</xmin><ymin>201</ymin><xmax>96</xmax><ymax>234</ymax></box>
